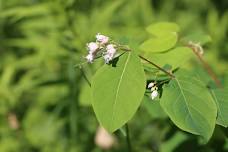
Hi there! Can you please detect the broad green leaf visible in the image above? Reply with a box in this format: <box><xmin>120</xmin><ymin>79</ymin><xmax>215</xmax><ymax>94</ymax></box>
<box><xmin>210</xmin><ymin>88</ymin><xmax>228</xmax><ymax>127</ymax></box>
<box><xmin>146</xmin><ymin>22</ymin><xmax>180</xmax><ymax>37</ymax></box>
<box><xmin>92</xmin><ymin>52</ymin><xmax>146</xmax><ymax>132</ymax></box>
<box><xmin>144</xmin><ymin>47</ymin><xmax>193</xmax><ymax>69</ymax></box>
<box><xmin>143</xmin><ymin>96</ymin><xmax>167</xmax><ymax>119</ymax></box>
<box><xmin>140</xmin><ymin>33</ymin><xmax>177</xmax><ymax>53</ymax></box>
<box><xmin>181</xmin><ymin>33</ymin><xmax>212</xmax><ymax>45</ymax></box>
<box><xmin>160</xmin><ymin>70</ymin><xmax>217</xmax><ymax>141</ymax></box>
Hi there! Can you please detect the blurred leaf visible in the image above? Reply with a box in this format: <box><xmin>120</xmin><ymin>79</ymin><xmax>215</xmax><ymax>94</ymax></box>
<box><xmin>181</xmin><ymin>33</ymin><xmax>212</xmax><ymax>45</ymax></box>
<box><xmin>146</xmin><ymin>22</ymin><xmax>180</xmax><ymax>37</ymax></box>
<box><xmin>79</xmin><ymin>82</ymin><xmax>92</xmax><ymax>106</ymax></box>
<box><xmin>140</xmin><ymin>33</ymin><xmax>177</xmax><ymax>53</ymax></box>
<box><xmin>160</xmin><ymin>132</ymin><xmax>188</xmax><ymax>152</ymax></box>
<box><xmin>143</xmin><ymin>96</ymin><xmax>167</xmax><ymax>119</ymax></box>
<box><xmin>144</xmin><ymin>47</ymin><xmax>193</xmax><ymax>69</ymax></box>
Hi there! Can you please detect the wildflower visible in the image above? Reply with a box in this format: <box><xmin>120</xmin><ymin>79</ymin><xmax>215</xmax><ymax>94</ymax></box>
<box><xmin>103</xmin><ymin>44</ymin><xmax>116</xmax><ymax>63</ymax></box>
<box><xmin>87</xmin><ymin>42</ymin><xmax>99</xmax><ymax>54</ymax></box>
<box><xmin>148</xmin><ymin>82</ymin><xmax>159</xmax><ymax>100</ymax></box>
<box><xmin>96</xmin><ymin>33</ymin><xmax>109</xmax><ymax>44</ymax></box>
<box><xmin>85</xmin><ymin>53</ymin><xmax>94</xmax><ymax>63</ymax></box>
<box><xmin>148</xmin><ymin>82</ymin><xmax>155</xmax><ymax>89</ymax></box>
<box><xmin>151</xmin><ymin>90</ymin><xmax>158</xmax><ymax>100</ymax></box>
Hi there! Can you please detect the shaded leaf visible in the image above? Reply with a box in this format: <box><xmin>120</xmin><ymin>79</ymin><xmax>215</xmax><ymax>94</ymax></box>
<box><xmin>210</xmin><ymin>88</ymin><xmax>228</xmax><ymax>127</ymax></box>
<box><xmin>160</xmin><ymin>70</ymin><xmax>217</xmax><ymax>141</ymax></box>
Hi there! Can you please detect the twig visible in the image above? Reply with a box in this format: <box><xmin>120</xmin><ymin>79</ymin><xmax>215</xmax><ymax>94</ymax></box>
<box><xmin>118</xmin><ymin>45</ymin><xmax>175</xmax><ymax>79</ymax></box>
<box><xmin>79</xmin><ymin>68</ymin><xmax>91</xmax><ymax>87</ymax></box>
<box><xmin>188</xmin><ymin>45</ymin><xmax>222</xmax><ymax>88</ymax></box>
<box><xmin>125</xmin><ymin>123</ymin><xmax>132</xmax><ymax>152</ymax></box>
<box><xmin>139</xmin><ymin>55</ymin><xmax>175</xmax><ymax>78</ymax></box>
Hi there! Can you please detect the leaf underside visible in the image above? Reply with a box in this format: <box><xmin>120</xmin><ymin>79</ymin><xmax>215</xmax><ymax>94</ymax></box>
<box><xmin>160</xmin><ymin>70</ymin><xmax>217</xmax><ymax>141</ymax></box>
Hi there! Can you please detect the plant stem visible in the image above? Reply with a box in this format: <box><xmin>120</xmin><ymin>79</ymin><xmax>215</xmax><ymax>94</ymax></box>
<box><xmin>139</xmin><ymin>55</ymin><xmax>175</xmax><ymax>78</ymax></box>
<box><xmin>125</xmin><ymin>123</ymin><xmax>132</xmax><ymax>152</ymax></box>
<box><xmin>79</xmin><ymin>67</ymin><xmax>91</xmax><ymax>87</ymax></box>
<box><xmin>119</xmin><ymin>45</ymin><xmax>175</xmax><ymax>79</ymax></box>
<box><xmin>188</xmin><ymin>45</ymin><xmax>222</xmax><ymax>88</ymax></box>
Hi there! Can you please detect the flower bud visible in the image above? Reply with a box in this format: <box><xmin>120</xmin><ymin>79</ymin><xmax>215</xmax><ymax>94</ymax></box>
<box><xmin>151</xmin><ymin>90</ymin><xmax>158</xmax><ymax>100</ymax></box>
<box><xmin>96</xmin><ymin>33</ymin><xmax>109</xmax><ymax>44</ymax></box>
<box><xmin>87</xmin><ymin>42</ymin><xmax>99</xmax><ymax>54</ymax></box>
<box><xmin>85</xmin><ymin>53</ymin><xmax>94</xmax><ymax>63</ymax></box>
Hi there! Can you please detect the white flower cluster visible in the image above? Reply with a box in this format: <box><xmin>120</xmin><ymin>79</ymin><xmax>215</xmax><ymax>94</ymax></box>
<box><xmin>148</xmin><ymin>82</ymin><xmax>158</xmax><ymax>100</ymax></box>
<box><xmin>85</xmin><ymin>33</ymin><xmax>117</xmax><ymax>64</ymax></box>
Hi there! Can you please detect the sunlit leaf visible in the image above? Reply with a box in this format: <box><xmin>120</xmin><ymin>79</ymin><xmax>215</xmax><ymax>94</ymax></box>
<box><xmin>92</xmin><ymin>52</ymin><xmax>146</xmax><ymax>132</ymax></box>
<box><xmin>146</xmin><ymin>22</ymin><xmax>180</xmax><ymax>37</ymax></box>
<box><xmin>140</xmin><ymin>33</ymin><xmax>177</xmax><ymax>53</ymax></box>
<box><xmin>144</xmin><ymin>47</ymin><xmax>193</xmax><ymax>69</ymax></box>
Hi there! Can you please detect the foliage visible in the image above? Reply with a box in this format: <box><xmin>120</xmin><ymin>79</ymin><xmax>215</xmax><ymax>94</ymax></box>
<box><xmin>0</xmin><ymin>0</ymin><xmax>228</xmax><ymax>152</ymax></box>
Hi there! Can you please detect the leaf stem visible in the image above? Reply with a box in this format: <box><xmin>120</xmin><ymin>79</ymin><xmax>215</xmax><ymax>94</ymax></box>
<box><xmin>125</xmin><ymin>123</ymin><xmax>132</xmax><ymax>152</ymax></box>
<box><xmin>188</xmin><ymin>45</ymin><xmax>222</xmax><ymax>88</ymax></box>
<box><xmin>139</xmin><ymin>55</ymin><xmax>175</xmax><ymax>78</ymax></box>
<box><xmin>118</xmin><ymin>45</ymin><xmax>175</xmax><ymax>78</ymax></box>
<box><xmin>79</xmin><ymin>67</ymin><xmax>91</xmax><ymax>87</ymax></box>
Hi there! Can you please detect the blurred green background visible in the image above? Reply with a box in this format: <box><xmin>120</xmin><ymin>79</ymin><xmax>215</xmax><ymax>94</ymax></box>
<box><xmin>0</xmin><ymin>0</ymin><xmax>227</xmax><ymax>151</ymax></box>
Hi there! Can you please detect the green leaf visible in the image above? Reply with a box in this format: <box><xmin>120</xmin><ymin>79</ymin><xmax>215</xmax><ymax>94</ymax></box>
<box><xmin>210</xmin><ymin>88</ymin><xmax>228</xmax><ymax>127</ymax></box>
<box><xmin>144</xmin><ymin>47</ymin><xmax>193</xmax><ymax>69</ymax></box>
<box><xmin>140</xmin><ymin>33</ymin><xmax>177</xmax><ymax>53</ymax></box>
<box><xmin>181</xmin><ymin>33</ymin><xmax>212</xmax><ymax>45</ymax></box>
<box><xmin>92</xmin><ymin>52</ymin><xmax>146</xmax><ymax>132</ymax></box>
<box><xmin>79</xmin><ymin>83</ymin><xmax>92</xmax><ymax>106</ymax></box>
<box><xmin>160</xmin><ymin>70</ymin><xmax>217</xmax><ymax>141</ymax></box>
<box><xmin>143</xmin><ymin>96</ymin><xmax>167</xmax><ymax>119</ymax></box>
<box><xmin>146</xmin><ymin>22</ymin><xmax>180</xmax><ymax>37</ymax></box>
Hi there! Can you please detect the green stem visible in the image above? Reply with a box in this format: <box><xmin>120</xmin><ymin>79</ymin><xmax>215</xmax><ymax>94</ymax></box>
<box><xmin>125</xmin><ymin>123</ymin><xmax>132</xmax><ymax>152</ymax></box>
<box><xmin>118</xmin><ymin>45</ymin><xmax>175</xmax><ymax>78</ymax></box>
<box><xmin>79</xmin><ymin>67</ymin><xmax>91</xmax><ymax>87</ymax></box>
<box><xmin>139</xmin><ymin>55</ymin><xmax>175</xmax><ymax>78</ymax></box>
<box><xmin>188</xmin><ymin>45</ymin><xmax>222</xmax><ymax>88</ymax></box>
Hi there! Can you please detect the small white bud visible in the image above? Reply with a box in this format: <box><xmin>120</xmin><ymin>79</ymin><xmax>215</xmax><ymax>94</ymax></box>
<box><xmin>103</xmin><ymin>44</ymin><xmax>116</xmax><ymax>64</ymax></box>
<box><xmin>96</xmin><ymin>33</ymin><xmax>109</xmax><ymax>44</ymax></box>
<box><xmin>148</xmin><ymin>82</ymin><xmax>155</xmax><ymax>88</ymax></box>
<box><xmin>87</xmin><ymin>42</ymin><xmax>99</xmax><ymax>53</ymax></box>
<box><xmin>106</xmin><ymin>44</ymin><xmax>116</xmax><ymax>54</ymax></box>
<box><xmin>85</xmin><ymin>53</ymin><xmax>94</xmax><ymax>63</ymax></box>
<box><xmin>151</xmin><ymin>90</ymin><xmax>158</xmax><ymax>100</ymax></box>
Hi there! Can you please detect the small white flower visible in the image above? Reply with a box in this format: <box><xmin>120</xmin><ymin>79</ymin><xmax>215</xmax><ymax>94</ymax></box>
<box><xmin>103</xmin><ymin>44</ymin><xmax>116</xmax><ymax>64</ymax></box>
<box><xmin>96</xmin><ymin>33</ymin><xmax>109</xmax><ymax>44</ymax></box>
<box><xmin>106</xmin><ymin>44</ymin><xmax>116</xmax><ymax>54</ymax></box>
<box><xmin>148</xmin><ymin>82</ymin><xmax>155</xmax><ymax>88</ymax></box>
<box><xmin>151</xmin><ymin>90</ymin><xmax>158</xmax><ymax>100</ymax></box>
<box><xmin>103</xmin><ymin>54</ymin><xmax>112</xmax><ymax>64</ymax></box>
<box><xmin>85</xmin><ymin>53</ymin><xmax>94</xmax><ymax>63</ymax></box>
<box><xmin>87</xmin><ymin>42</ymin><xmax>99</xmax><ymax>53</ymax></box>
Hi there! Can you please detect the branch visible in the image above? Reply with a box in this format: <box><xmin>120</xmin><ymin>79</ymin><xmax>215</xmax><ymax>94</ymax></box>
<box><xmin>139</xmin><ymin>55</ymin><xmax>175</xmax><ymax>78</ymax></box>
<box><xmin>188</xmin><ymin>45</ymin><xmax>222</xmax><ymax>88</ymax></box>
<box><xmin>118</xmin><ymin>45</ymin><xmax>175</xmax><ymax>78</ymax></box>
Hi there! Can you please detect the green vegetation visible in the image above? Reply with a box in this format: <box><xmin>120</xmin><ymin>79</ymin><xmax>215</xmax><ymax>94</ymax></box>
<box><xmin>0</xmin><ymin>0</ymin><xmax>227</xmax><ymax>151</ymax></box>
